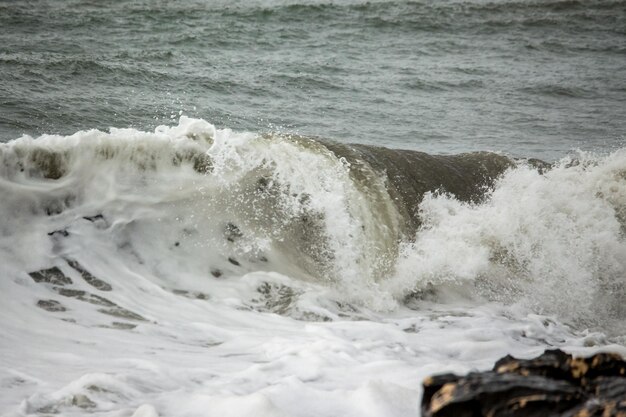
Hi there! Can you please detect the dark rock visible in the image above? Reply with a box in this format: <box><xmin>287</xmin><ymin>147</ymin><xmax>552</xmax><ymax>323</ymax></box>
<box><xmin>228</xmin><ymin>257</ymin><xmax>241</xmax><ymax>266</ymax></box>
<box><xmin>28</xmin><ymin>267</ymin><xmax>72</xmax><ymax>286</ymax></box>
<box><xmin>422</xmin><ymin>349</ymin><xmax>626</xmax><ymax>417</ymax></box>
<box><xmin>210</xmin><ymin>268</ymin><xmax>223</xmax><ymax>278</ymax></box>
<box><xmin>493</xmin><ymin>349</ymin><xmax>626</xmax><ymax>381</ymax></box>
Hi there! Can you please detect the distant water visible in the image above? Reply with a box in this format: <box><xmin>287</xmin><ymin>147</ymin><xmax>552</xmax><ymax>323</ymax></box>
<box><xmin>1</xmin><ymin>1</ymin><xmax>626</xmax><ymax>417</ymax></box>
<box><xmin>1</xmin><ymin>0</ymin><xmax>625</xmax><ymax>159</ymax></box>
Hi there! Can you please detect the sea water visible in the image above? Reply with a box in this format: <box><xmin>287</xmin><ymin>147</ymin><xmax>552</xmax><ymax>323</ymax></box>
<box><xmin>1</xmin><ymin>1</ymin><xmax>625</xmax><ymax>416</ymax></box>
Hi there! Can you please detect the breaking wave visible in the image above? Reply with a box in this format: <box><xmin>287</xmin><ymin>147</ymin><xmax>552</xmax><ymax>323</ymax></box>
<box><xmin>1</xmin><ymin>117</ymin><xmax>625</xmax><ymax>330</ymax></box>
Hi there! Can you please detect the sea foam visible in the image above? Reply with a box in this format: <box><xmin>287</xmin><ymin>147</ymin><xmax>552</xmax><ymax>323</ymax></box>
<box><xmin>1</xmin><ymin>118</ymin><xmax>625</xmax><ymax>416</ymax></box>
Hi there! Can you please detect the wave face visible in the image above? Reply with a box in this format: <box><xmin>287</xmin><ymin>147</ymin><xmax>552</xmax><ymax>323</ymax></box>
<box><xmin>2</xmin><ymin>118</ymin><xmax>626</xmax><ymax>415</ymax></box>
<box><xmin>1</xmin><ymin>118</ymin><xmax>625</xmax><ymax>328</ymax></box>
<box><xmin>392</xmin><ymin>152</ymin><xmax>626</xmax><ymax>327</ymax></box>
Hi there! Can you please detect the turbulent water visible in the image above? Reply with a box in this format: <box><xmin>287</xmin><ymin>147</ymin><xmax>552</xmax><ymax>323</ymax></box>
<box><xmin>1</xmin><ymin>1</ymin><xmax>626</xmax><ymax>416</ymax></box>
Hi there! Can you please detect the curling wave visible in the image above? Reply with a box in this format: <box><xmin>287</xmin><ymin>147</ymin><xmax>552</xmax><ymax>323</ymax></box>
<box><xmin>0</xmin><ymin>117</ymin><xmax>625</xmax><ymax>330</ymax></box>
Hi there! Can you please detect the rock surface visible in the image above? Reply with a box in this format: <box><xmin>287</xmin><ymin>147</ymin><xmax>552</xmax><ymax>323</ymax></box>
<box><xmin>422</xmin><ymin>349</ymin><xmax>626</xmax><ymax>417</ymax></box>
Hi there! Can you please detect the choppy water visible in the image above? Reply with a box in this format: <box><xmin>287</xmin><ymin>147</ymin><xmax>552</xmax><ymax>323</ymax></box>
<box><xmin>1</xmin><ymin>1</ymin><xmax>626</xmax><ymax>416</ymax></box>
<box><xmin>2</xmin><ymin>0</ymin><xmax>625</xmax><ymax>158</ymax></box>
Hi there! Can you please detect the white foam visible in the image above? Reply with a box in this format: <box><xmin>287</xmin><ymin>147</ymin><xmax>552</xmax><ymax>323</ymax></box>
<box><xmin>1</xmin><ymin>118</ymin><xmax>625</xmax><ymax>416</ymax></box>
<box><xmin>388</xmin><ymin>150</ymin><xmax>626</xmax><ymax>330</ymax></box>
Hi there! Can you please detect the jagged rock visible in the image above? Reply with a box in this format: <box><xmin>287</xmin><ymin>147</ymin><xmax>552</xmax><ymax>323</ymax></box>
<box><xmin>421</xmin><ymin>349</ymin><xmax>626</xmax><ymax>417</ymax></box>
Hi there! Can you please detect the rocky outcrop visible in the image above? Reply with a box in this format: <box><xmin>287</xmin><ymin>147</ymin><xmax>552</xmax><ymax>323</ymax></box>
<box><xmin>422</xmin><ymin>349</ymin><xmax>626</xmax><ymax>417</ymax></box>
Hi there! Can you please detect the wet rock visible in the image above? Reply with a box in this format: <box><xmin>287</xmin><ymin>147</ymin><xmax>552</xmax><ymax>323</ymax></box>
<box><xmin>65</xmin><ymin>259</ymin><xmax>112</xmax><ymax>291</ymax></box>
<box><xmin>36</xmin><ymin>299</ymin><xmax>67</xmax><ymax>312</ymax></box>
<box><xmin>228</xmin><ymin>257</ymin><xmax>241</xmax><ymax>266</ymax></box>
<box><xmin>421</xmin><ymin>349</ymin><xmax>626</xmax><ymax>417</ymax></box>
<box><xmin>28</xmin><ymin>267</ymin><xmax>73</xmax><ymax>286</ymax></box>
<box><xmin>210</xmin><ymin>268</ymin><xmax>223</xmax><ymax>278</ymax></box>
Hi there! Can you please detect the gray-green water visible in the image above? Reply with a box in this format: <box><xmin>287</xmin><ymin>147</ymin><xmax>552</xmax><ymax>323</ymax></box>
<box><xmin>1</xmin><ymin>0</ymin><xmax>625</xmax><ymax>159</ymax></box>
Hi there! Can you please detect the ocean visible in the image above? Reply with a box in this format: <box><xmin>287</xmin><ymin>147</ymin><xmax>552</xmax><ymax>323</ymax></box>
<box><xmin>1</xmin><ymin>0</ymin><xmax>625</xmax><ymax>416</ymax></box>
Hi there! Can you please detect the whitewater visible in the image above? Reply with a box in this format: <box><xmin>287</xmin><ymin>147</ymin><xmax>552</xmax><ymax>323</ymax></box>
<box><xmin>1</xmin><ymin>117</ymin><xmax>625</xmax><ymax>416</ymax></box>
